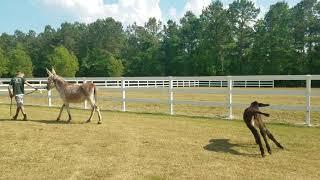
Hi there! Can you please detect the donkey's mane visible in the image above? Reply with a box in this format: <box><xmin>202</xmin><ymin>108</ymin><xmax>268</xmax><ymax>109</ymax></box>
<box><xmin>54</xmin><ymin>75</ymin><xmax>70</xmax><ymax>86</ymax></box>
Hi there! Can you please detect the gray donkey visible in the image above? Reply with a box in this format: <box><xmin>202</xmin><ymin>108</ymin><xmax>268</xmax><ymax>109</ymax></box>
<box><xmin>243</xmin><ymin>101</ymin><xmax>284</xmax><ymax>157</ymax></box>
<box><xmin>46</xmin><ymin>68</ymin><xmax>102</xmax><ymax>124</ymax></box>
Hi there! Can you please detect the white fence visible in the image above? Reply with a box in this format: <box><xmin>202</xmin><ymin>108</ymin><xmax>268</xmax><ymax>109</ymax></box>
<box><xmin>0</xmin><ymin>75</ymin><xmax>319</xmax><ymax>126</ymax></box>
<box><xmin>0</xmin><ymin>77</ymin><xmax>274</xmax><ymax>88</ymax></box>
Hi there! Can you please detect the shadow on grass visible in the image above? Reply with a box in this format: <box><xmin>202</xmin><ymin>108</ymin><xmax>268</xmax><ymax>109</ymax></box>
<box><xmin>0</xmin><ymin>118</ymin><xmax>84</xmax><ymax>124</ymax></box>
<box><xmin>203</xmin><ymin>138</ymin><xmax>257</xmax><ymax>157</ymax></box>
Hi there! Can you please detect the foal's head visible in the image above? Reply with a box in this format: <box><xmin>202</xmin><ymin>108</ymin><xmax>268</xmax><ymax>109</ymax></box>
<box><xmin>250</xmin><ymin>101</ymin><xmax>270</xmax><ymax>108</ymax></box>
<box><xmin>46</xmin><ymin>68</ymin><xmax>58</xmax><ymax>90</ymax></box>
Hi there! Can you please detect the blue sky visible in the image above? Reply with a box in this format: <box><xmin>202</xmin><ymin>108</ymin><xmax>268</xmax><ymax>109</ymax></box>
<box><xmin>0</xmin><ymin>0</ymin><xmax>301</xmax><ymax>34</ymax></box>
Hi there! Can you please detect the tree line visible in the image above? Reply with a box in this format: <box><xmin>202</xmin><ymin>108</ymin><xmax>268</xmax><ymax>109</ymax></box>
<box><xmin>0</xmin><ymin>0</ymin><xmax>319</xmax><ymax>78</ymax></box>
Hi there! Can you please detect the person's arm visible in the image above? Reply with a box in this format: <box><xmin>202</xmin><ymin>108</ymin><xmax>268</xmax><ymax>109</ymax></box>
<box><xmin>25</xmin><ymin>80</ymin><xmax>38</xmax><ymax>90</ymax></box>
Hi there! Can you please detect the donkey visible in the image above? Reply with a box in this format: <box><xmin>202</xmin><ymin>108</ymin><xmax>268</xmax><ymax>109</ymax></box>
<box><xmin>46</xmin><ymin>68</ymin><xmax>102</xmax><ymax>124</ymax></box>
<box><xmin>243</xmin><ymin>101</ymin><xmax>284</xmax><ymax>157</ymax></box>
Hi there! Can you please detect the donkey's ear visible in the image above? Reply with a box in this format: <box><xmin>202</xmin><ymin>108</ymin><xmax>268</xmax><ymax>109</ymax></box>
<box><xmin>46</xmin><ymin>68</ymin><xmax>53</xmax><ymax>76</ymax></box>
<box><xmin>51</xmin><ymin>67</ymin><xmax>56</xmax><ymax>75</ymax></box>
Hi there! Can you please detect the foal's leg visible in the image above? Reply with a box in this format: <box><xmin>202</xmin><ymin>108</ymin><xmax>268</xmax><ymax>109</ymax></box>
<box><xmin>259</xmin><ymin>127</ymin><xmax>272</xmax><ymax>155</ymax></box>
<box><xmin>266</xmin><ymin>129</ymin><xmax>284</xmax><ymax>149</ymax></box>
<box><xmin>57</xmin><ymin>104</ymin><xmax>65</xmax><ymax>121</ymax></box>
<box><xmin>65</xmin><ymin>104</ymin><xmax>72</xmax><ymax>123</ymax></box>
<box><xmin>247</xmin><ymin>124</ymin><xmax>265</xmax><ymax>157</ymax></box>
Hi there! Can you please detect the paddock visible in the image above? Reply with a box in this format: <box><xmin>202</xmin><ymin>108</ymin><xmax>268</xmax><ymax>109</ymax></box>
<box><xmin>1</xmin><ymin>76</ymin><xmax>320</xmax><ymax>179</ymax></box>
<box><xmin>1</xmin><ymin>86</ymin><xmax>320</xmax><ymax>126</ymax></box>
<box><xmin>0</xmin><ymin>105</ymin><xmax>319</xmax><ymax>179</ymax></box>
<box><xmin>1</xmin><ymin>75</ymin><xmax>320</xmax><ymax>126</ymax></box>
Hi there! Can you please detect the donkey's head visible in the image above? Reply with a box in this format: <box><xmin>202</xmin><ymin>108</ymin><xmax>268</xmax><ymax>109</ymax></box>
<box><xmin>46</xmin><ymin>68</ymin><xmax>58</xmax><ymax>90</ymax></box>
<box><xmin>250</xmin><ymin>101</ymin><xmax>270</xmax><ymax>108</ymax></box>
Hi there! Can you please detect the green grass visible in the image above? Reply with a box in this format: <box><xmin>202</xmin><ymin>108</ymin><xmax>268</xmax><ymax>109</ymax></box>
<box><xmin>0</xmin><ymin>104</ymin><xmax>320</xmax><ymax>179</ymax></box>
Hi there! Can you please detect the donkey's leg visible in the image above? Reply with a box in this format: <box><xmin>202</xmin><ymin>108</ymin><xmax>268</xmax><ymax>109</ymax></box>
<box><xmin>86</xmin><ymin>105</ymin><xmax>95</xmax><ymax>123</ymax></box>
<box><xmin>95</xmin><ymin>105</ymin><xmax>102</xmax><ymax>124</ymax></box>
<box><xmin>259</xmin><ymin>128</ymin><xmax>272</xmax><ymax>155</ymax></box>
<box><xmin>266</xmin><ymin>129</ymin><xmax>284</xmax><ymax>149</ymax></box>
<box><xmin>86</xmin><ymin>97</ymin><xmax>95</xmax><ymax>123</ymax></box>
<box><xmin>65</xmin><ymin>104</ymin><xmax>72</xmax><ymax>123</ymax></box>
<box><xmin>247</xmin><ymin>124</ymin><xmax>265</xmax><ymax>157</ymax></box>
<box><xmin>57</xmin><ymin>104</ymin><xmax>65</xmax><ymax>121</ymax></box>
<box><xmin>87</xmin><ymin>96</ymin><xmax>102</xmax><ymax>124</ymax></box>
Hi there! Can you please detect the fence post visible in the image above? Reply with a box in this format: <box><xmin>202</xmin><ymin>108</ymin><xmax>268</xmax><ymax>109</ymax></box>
<box><xmin>169</xmin><ymin>77</ymin><xmax>174</xmax><ymax>115</ymax></box>
<box><xmin>121</xmin><ymin>77</ymin><xmax>126</xmax><ymax>112</ymax></box>
<box><xmin>272</xmin><ymin>80</ymin><xmax>275</xmax><ymax>88</ymax></box>
<box><xmin>227</xmin><ymin>76</ymin><xmax>233</xmax><ymax>119</ymax></box>
<box><xmin>84</xmin><ymin>80</ymin><xmax>88</xmax><ymax>109</ymax></box>
<box><xmin>305</xmin><ymin>75</ymin><xmax>312</xmax><ymax>127</ymax></box>
<box><xmin>48</xmin><ymin>90</ymin><xmax>52</xmax><ymax>107</ymax></box>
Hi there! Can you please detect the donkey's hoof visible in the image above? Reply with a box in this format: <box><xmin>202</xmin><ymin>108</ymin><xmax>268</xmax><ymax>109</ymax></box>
<box><xmin>268</xmin><ymin>150</ymin><xmax>272</xmax><ymax>155</ymax></box>
<box><xmin>97</xmin><ymin>121</ymin><xmax>102</xmax><ymax>124</ymax></box>
<box><xmin>86</xmin><ymin>120</ymin><xmax>91</xmax><ymax>123</ymax></box>
<box><xmin>56</xmin><ymin>118</ymin><xmax>61</xmax><ymax>121</ymax></box>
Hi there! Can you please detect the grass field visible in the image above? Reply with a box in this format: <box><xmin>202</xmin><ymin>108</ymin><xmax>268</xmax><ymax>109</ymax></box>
<box><xmin>0</xmin><ymin>104</ymin><xmax>320</xmax><ymax>179</ymax></box>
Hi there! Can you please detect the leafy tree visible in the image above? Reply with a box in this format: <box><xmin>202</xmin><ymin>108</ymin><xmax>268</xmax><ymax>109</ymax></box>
<box><xmin>81</xmin><ymin>49</ymin><xmax>123</xmax><ymax>77</ymax></box>
<box><xmin>291</xmin><ymin>0</ymin><xmax>320</xmax><ymax>74</ymax></box>
<box><xmin>160</xmin><ymin>20</ymin><xmax>180</xmax><ymax>75</ymax></box>
<box><xmin>106</xmin><ymin>54</ymin><xmax>124</xmax><ymax>77</ymax></box>
<box><xmin>0</xmin><ymin>47</ymin><xmax>8</xmax><ymax>77</ymax></box>
<box><xmin>0</xmin><ymin>33</ymin><xmax>16</xmax><ymax>53</ymax></box>
<box><xmin>250</xmin><ymin>2</ymin><xmax>297</xmax><ymax>75</ymax></box>
<box><xmin>57</xmin><ymin>22</ymin><xmax>87</xmax><ymax>60</ymax></box>
<box><xmin>177</xmin><ymin>11</ymin><xmax>201</xmax><ymax>75</ymax></box>
<box><xmin>124</xmin><ymin>18</ymin><xmax>163</xmax><ymax>76</ymax></box>
<box><xmin>47</xmin><ymin>46</ymin><xmax>79</xmax><ymax>77</ymax></box>
<box><xmin>34</xmin><ymin>25</ymin><xmax>59</xmax><ymax>76</ymax></box>
<box><xmin>199</xmin><ymin>1</ymin><xmax>233</xmax><ymax>75</ymax></box>
<box><xmin>228</xmin><ymin>0</ymin><xmax>260</xmax><ymax>75</ymax></box>
<box><xmin>86</xmin><ymin>18</ymin><xmax>125</xmax><ymax>56</ymax></box>
<box><xmin>8</xmin><ymin>44</ymin><xmax>33</xmax><ymax>77</ymax></box>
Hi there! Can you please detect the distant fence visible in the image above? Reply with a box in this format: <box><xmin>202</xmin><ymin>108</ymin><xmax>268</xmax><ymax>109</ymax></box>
<box><xmin>0</xmin><ymin>77</ymin><xmax>274</xmax><ymax>88</ymax></box>
<box><xmin>0</xmin><ymin>75</ymin><xmax>319</xmax><ymax>126</ymax></box>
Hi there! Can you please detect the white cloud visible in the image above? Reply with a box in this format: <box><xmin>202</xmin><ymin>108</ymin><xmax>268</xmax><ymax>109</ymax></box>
<box><xmin>183</xmin><ymin>0</ymin><xmax>211</xmax><ymax>16</ymax></box>
<box><xmin>165</xmin><ymin>0</ymin><xmax>211</xmax><ymax>22</ymax></box>
<box><xmin>35</xmin><ymin>0</ymin><xmax>163</xmax><ymax>26</ymax></box>
<box><xmin>167</xmin><ymin>7</ymin><xmax>179</xmax><ymax>21</ymax></box>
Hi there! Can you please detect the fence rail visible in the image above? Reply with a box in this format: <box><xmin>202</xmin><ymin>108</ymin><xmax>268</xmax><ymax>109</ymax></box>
<box><xmin>0</xmin><ymin>75</ymin><xmax>319</xmax><ymax>126</ymax></box>
<box><xmin>0</xmin><ymin>77</ymin><xmax>274</xmax><ymax>88</ymax></box>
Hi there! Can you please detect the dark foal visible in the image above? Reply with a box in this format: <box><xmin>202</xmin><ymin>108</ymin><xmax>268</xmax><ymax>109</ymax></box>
<box><xmin>243</xmin><ymin>101</ymin><xmax>284</xmax><ymax>157</ymax></box>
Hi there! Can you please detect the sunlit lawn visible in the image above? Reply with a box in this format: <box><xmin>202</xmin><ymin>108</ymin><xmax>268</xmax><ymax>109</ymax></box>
<box><xmin>0</xmin><ymin>105</ymin><xmax>319</xmax><ymax>179</ymax></box>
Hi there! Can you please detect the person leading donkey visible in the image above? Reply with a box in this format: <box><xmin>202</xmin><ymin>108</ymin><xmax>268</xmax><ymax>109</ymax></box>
<box><xmin>8</xmin><ymin>71</ymin><xmax>38</xmax><ymax>120</ymax></box>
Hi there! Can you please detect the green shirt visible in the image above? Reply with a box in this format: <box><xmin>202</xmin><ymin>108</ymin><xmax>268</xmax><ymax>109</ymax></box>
<box><xmin>10</xmin><ymin>77</ymin><xmax>25</xmax><ymax>95</ymax></box>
